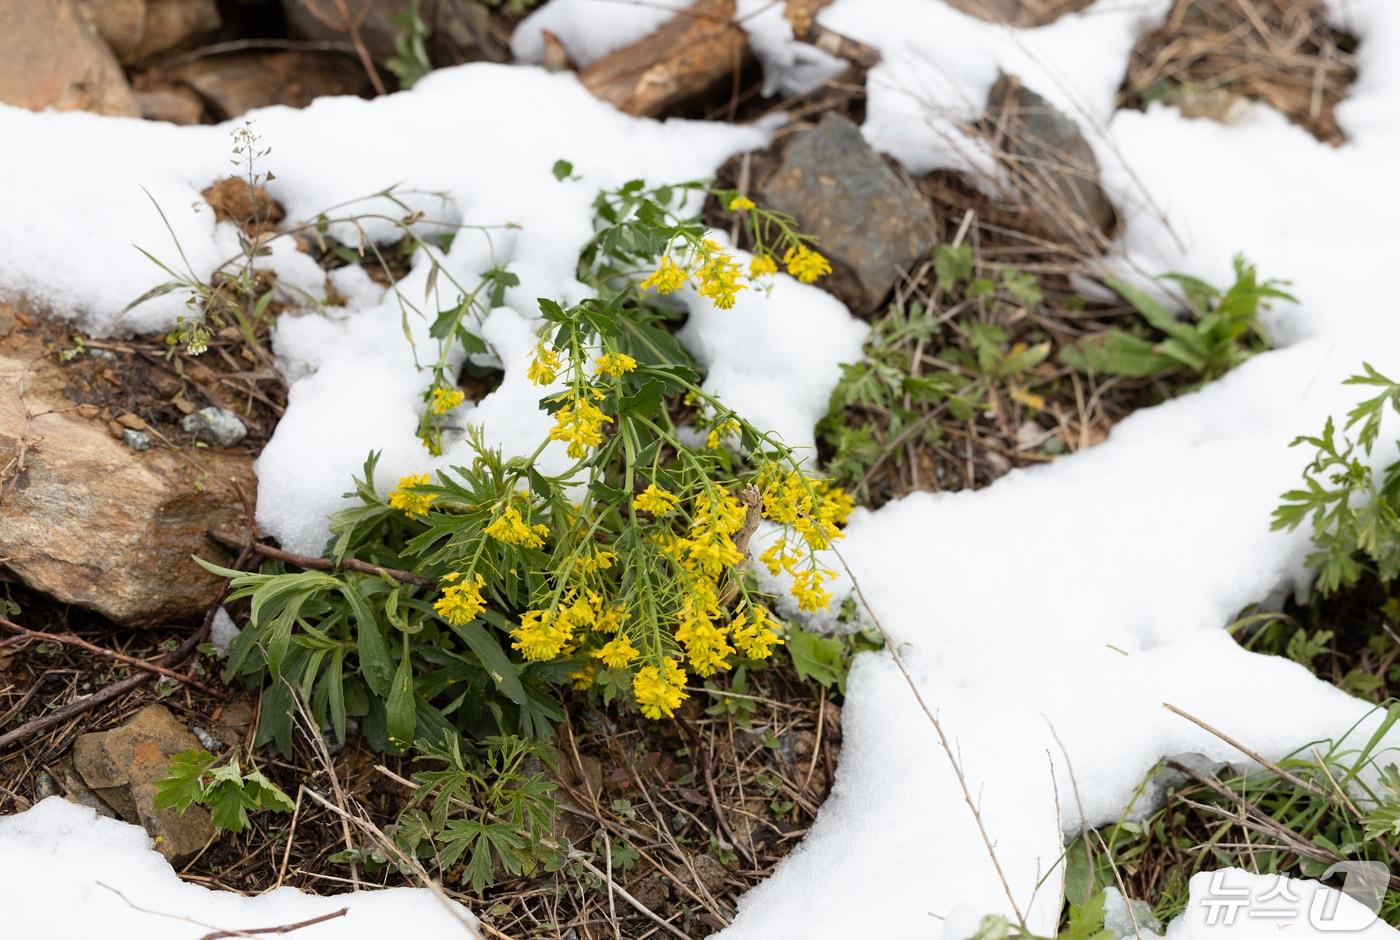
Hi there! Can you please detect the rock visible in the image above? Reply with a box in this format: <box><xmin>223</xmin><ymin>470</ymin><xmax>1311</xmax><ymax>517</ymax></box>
<box><xmin>1170</xmin><ymin>87</ymin><xmax>1253</xmax><ymax>125</ymax></box>
<box><xmin>0</xmin><ymin>326</ymin><xmax>254</xmax><ymax>626</ymax></box>
<box><xmin>72</xmin><ymin>704</ymin><xmax>215</xmax><ymax>864</ymax></box>
<box><xmin>168</xmin><ymin>51</ymin><xmax>369</xmax><ymax>120</ymax></box>
<box><xmin>756</xmin><ymin>113</ymin><xmax>936</xmax><ymax>313</ymax></box>
<box><xmin>580</xmin><ymin>0</ymin><xmax>747</xmax><ymax>117</ymax></box>
<box><xmin>116</xmin><ymin>412</ymin><xmax>147</xmax><ymax>430</ymax></box>
<box><xmin>985</xmin><ymin>73</ymin><xmax>1116</xmax><ymax>248</ymax></box>
<box><xmin>0</xmin><ymin>0</ymin><xmax>139</xmax><ymax>117</ymax></box>
<box><xmin>77</xmin><ymin>0</ymin><xmax>221</xmax><ymax>65</ymax></box>
<box><xmin>182</xmin><ymin>406</ymin><xmax>247</xmax><ymax>447</ymax></box>
<box><xmin>202</xmin><ymin>177</ymin><xmax>285</xmax><ymax>232</ymax></box>
<box><xmin>281</xmin><ymin>0</ymin><xmax>495</xmax><ymax>69</ymax></box>
<box><xmin>133</xmin><ymin>84</ymin><xmax>207</xmax><ymax>124</ymax></box>
<box><xmin>122</xmin><ymin>428</ymin><xmax>151</xmax><ymax>451</ymax></box>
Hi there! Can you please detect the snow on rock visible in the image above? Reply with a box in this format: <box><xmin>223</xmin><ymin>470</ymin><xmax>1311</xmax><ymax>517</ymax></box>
<box><xmin>1161</xmin><ymin>869</ymin><xmax>1398</xmax><ymax>939</ymax></box>
<box><xmin>0</xmin><ymin>797</ymin><xmax>477</xmax><ymax>940</ymax></box>
<box><xmin>511</xmin><ymin>0</ymin><xmax>692</xmax><ymax>67</ymax></box>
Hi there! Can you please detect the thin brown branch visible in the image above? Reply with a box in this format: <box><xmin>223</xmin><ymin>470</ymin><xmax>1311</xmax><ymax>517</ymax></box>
<box><xmin>207</xmin><ymin>529</ymin><xmax>434</xmax><ymax>587</ymax></box>
<box><xmin>198</xmin><ymin>907</ymin><xmax>348</xmax><ymax>940</ymax></box>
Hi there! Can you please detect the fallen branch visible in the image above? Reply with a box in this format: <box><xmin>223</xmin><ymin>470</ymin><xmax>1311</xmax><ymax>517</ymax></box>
<box><xmin>0</xmin><ymin>617</ymin><xmax>227</xmax><ymax>699</ymax></box>
<box><xmin>207</xmin><ymin>529</ymin><xmax>434</xmax><ymax>588</ymax></box>
<box><xmin>199</xmin><ymin>908</ymin><xmax>348</xmax><ymax>940</ymax></box>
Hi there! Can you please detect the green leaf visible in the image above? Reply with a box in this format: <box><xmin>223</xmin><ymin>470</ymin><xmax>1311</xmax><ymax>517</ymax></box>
<box><xmin>386</xmin><ymin>638</ymin><xmax>417</xmax><ymax>752</ymax></box>
<box><xmin>552</xmin><ymin>159</ymin><xmax>574</xmax><ymax>181</ymax></box>
<box><xmin>464</xmin><ymin>614</ymin><xmax>529</xmax><ymax>705</ymax></box>
<box><xmin>787</xmin><ymin>626</ymin><xmax>848</xmax><ymax>691</ymax></box>
<box><xmin>153</xmin><ymin>749</ymin><xmax>216</xmax><ymax>814</ymax></box>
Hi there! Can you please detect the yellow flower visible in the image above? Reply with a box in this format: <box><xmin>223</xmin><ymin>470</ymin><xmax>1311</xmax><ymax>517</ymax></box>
<box><xmin>640</xmin><ymin>256</ymin><xmax>688</xmax><ymax>295</ymax></box>
<box><xmin>594</xmin><ymin>352</ymin><xmax>637</xmax><ymax>379</ymax></box>
<box><xmin>485</xmin><ymin>505</ymin><xmax>549</xmax><ymax>548</ymax></box>
<box><xmin>433</xmin><ymin>572</ymin><xmax>486</xmax><ymax>626</ymax></box>
<box><xmin>783</xmin><ymin>245</ymin><xmax>832</xmax><ymax>284</ymax></box>
<box><xmin>512</xmin><ymin>608</ymin><xmax>574</xmax><ymax>661</ymax></box>
<box><xmin>731</xmin><ymin>606</ymin><xmax>782</xmax><ymax>660</ymax></box>
<box><xmin>633</xmin><ymin>658</ymin><xmax>688</xmax><ymax>719</ymax></box>
<box><xmin>430</xmin><ymin>386</ymin><xmax>465</xmax><ymax>414</ymax></box>
<box><xmin>574</xmin><ymin>548</ymin><xmax>616</xmax><ymax>576</ymax></box>
<box><xmin>760</xmin><ymin>468</ymin><xmax>852</xmax><ymax>551</ymax></box>
<box><xmin>528</xmin><ymin>344</ymin><xmax>561</xmax><ymax>386</ymax></box>
<box><xmin>791</xmin><ymin>567</ymin><xmax>834</xmax><ymax>612</ymax></box>
<box><xmin>594</xmin><ymin>635</ymin><xmax>639</xmax><ymax>669</ymax></box>
<box><xmin>388</xmin><ymin>474</ymin><xmax>436</xmax><ymax>516</ymax></box>
<box><xmin>760</xmin><ymin>538</ymin><xmax>797</xmax><ymax>576</ymax></box>
<box><xmin>697</xmin><ymin>250</ymin><xmax>746</xmax><ymax>310</ymax></box>
<box><xmin>549</xmin><ymin>396</ymin><xmax>613</xmax><ymax>459</ymax></box>
<box><xmin>594</xmin><ymin>604</ymin><xmax>626</xmax><ymax>634</ymax></box>
<box><xmin>570</xmin><ymin>661</ymin><xmax>598</xmax><ymax>690</ymax></box>
<box><xmin>676</xmin><ymin>590</ymin><xmax>733</xmax><ymax>677</ymax></box>
<box><xmin>728</xmin><ymin>195</ymin><xmax>756</xmax><ymax>211</ymax></box>
<box><xmin>682</xmin><ymin>489</ymin><xmax>746</xmax><ymax>577</ymax></box>
<box><xmin>706</xmin><ymin>417</ymin><xmax>739</xmax><ymax>451</ymax></box>
<box><xmin>632</xmin><ymin>483</ymin><xmax>679</xmax><ymax>516</ymax></box>
<box><xmin>748</xmin><ymin>254</ymin><xmax>778</xmax><ymax>279</ymax></box>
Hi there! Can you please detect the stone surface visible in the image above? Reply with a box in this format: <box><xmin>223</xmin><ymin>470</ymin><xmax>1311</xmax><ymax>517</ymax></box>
<box><xmin>580</xmin><ymin>0</ymin><xmax>747</xmax><ymax>117</ymax></box>
<box><xmin>168</xmin><ymin>50</ymin><xmax>368</xmax><ymax>119</ymax></box>
<box><xmin>282</xmin><ymin>0</ymin><xmax>494</xmax><ymax>68</ymax></box>
<box><xmin>985</xmin><ymin>72</ymin><xmax>1116</xmax><ymax>247</ymax></box>
<box><xmin>182</xmin><ymin>406</ymin><xmax>248</xmax><ymax>447</ymax></box>
<box><xmin>0</xmin><ymin>0</ymin><xmax>140</xmax><ymax>117</ymax></box>
<box><xmin>73</xmin><ymin>705</ymin><xmax>214</xmax><ymax>864</ymax></box>
<box><xmin>122</xmin><ymin>428</ymin><xmax>152</xmax><ymax>451</ymax></box>
<box><xmin>134</xmin><ymin>84</ymin><xmax>207</xmax><ymax>124</ymax></box>
<box><xmin>77</xmin><ymin>0</ymin><xmax>221</xmax><ymax>65</ymax></box>
<box><xmin>0</xmin><ymin>322</ymin><xmax>254</xmax><ymax>626</ymax></box>
<box><xmin>757</xmin><ymin>113</ymin><xmax>937</xmax><ymax>313</ymax></box>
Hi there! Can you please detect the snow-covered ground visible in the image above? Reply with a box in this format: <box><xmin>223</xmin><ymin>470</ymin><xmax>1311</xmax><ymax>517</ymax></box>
<box><xmin>3</xmin><ymin>0</ymin><xmax>1400</xmax><ymax>937</ymax></box>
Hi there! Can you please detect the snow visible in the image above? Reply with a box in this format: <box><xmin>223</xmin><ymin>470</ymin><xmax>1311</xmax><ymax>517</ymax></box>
<box><xmin>0</xmin><ymin>798</ymin><xmax>478</xmax><ymax>940</ymax></box>
<box><xmin>3</xmin><ymin>0</ymin><xmax>1400</xmax><ymax>937</ymax></box>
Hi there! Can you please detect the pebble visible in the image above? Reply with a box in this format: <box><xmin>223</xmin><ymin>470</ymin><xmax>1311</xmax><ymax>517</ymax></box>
<box><xmin>181</xmin><ymin>406</ymin><xmax>247</xmax><ymax>446</ymax></box>
<box><xmin>121</xmin><ymin>428</ymin><xmax>151</xmax><ymax>451</ymax></box>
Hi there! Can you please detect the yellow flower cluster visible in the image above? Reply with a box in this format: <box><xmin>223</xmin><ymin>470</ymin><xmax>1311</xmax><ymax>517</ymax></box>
<box><xmin>549</xmin><ymin>396</ymin><xmax>613</xmax><ymax>459</ymax></box>
<box><xmin>388</xmin><ymin>474</ymin><xmax>436</xmax><ymax>516</ymax></box>
<box><xmin>748</xmin><ymin>254</ymin><xmax>778</xmax><ymax>279</ymax></box>
<box><xmin>485</xmin><ymin>505</ymin><xmax>549</xmax><ymax>548</ymax></box>
<box><xmin>639</xmin><ymin>256</ymin><xmax>687</xmax><ymax>295</ymax></box>
<box><xmin>632</xmin><ymin>483</ymin><xmax>679</xmax><ymax>516</ymax></box>
<box><xmin>757</xmin><ymin>467</ymin><xmax>854</xmax><ymax>614</ymax></box>
<box><xmin>632</xmin><ymin>658</ymin><xmax>688</xmax><ymax>719</ymax></box>
<box><xmin>706</xmin><ymin>417</ymin><xmax>740</xmax><ymax>451</ymax></box>
<box><xmin>696</xmin><ymin>243</ymin><xmax>745</xmax><ymax>310</ymax></box>
<box><xmin>594</xmin><ymin>352</ymin><xmax>637</xmax><ymax>379</ymax></box>
<box><xmin>528</xmin><ymin>344</ymin><xmax>561</xmax><ymax>386</ymax></box>
<box><xmin>434</xmin><ymin>572</ymin><xmax>486</xmax><ymax>626</ymax></box>
<box><xmin>728</xmin><ymin>195</ymin><xmax>756</xmax><ymax>211</ymax></box>
<box><xmin>783</xmin><ymin>245</ymin><xmax>832</xmax><ymax>284</ymax></box>
<box><xmin>430</xmin><ymin>386</ymin><xmax>465</xmax><ymax>414</ymax></box>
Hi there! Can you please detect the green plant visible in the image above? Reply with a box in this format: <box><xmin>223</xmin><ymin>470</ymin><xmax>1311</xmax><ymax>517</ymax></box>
<box><xmin>1061</xmin><ymin>254</ymin><xmax>1293</xmax><ymax>383</ymax></box>
<box><xmin>153</xmin><ymin>748</ymin><xmax>294</xmax><ymax>833</ymax></box>
<box><xmin>1274</xmin><ymin>364</ymin><xmax>1400</xmax><ymax>594</ymax></box>
<box><xmin>386</xmin><ymin>0</ymin><xmax>432</xmax><ymax>90</ymax></box>
<box><xmin>209</xmin><ymin>176</ymin><xmax>852</xmax><ymax>758</ymax></box>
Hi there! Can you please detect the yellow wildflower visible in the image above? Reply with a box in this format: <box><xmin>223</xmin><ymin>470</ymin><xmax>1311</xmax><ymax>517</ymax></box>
<box><xmin>574</xmin><ymin>548</ymin><xmax>616</xmax><ymax>576</ymax></box>
<box><xmin>697</xmin><ymin>250</ymin><xmax>745</xmax><ymax>310</ymax></box>
<box><xmin>594</xmin><ymin>604</ymin><xmax>626</xmax><ymax>634</ymax></box>
<box><xmin>485</xmin><ymin>505</ymin><xmax>549</xmax><ymax>548</ymax></box>
<box><xmin>640</xmin><ymin>256</ymin><xmax>688</xmax><ymax>295</ymax></box>
<box><xmin>783</xmin><ymin>245</ymin><xmax>832</xmax><ymax>284</ymax></box>
<box><xmin>570</xmin><ymin>661</ymin><xmax>598</xmax><ymax>690</ymax></box>
<box><xmin>387</xmin><ymin>474</ymin><xmax>436</xmax><ymax>516</ymax></box>
<box><xmin>732</xmin><ymin>606</ymin><xmax>782</xmax><ymax>660</ymax></box>
<box><xmin>728</xmin><ymin>195</ymin><xmax>756</xmax><ymax>211</ymax></box>
<box><xmin>632</xmin><ymin>483</ymin><xmax>679</xmax><ymax>516</ymax></box>
<box><xmin>676</xmin><ymin>588</ymin><xmax>733</xmax><ymax>677</ymax></box>
<box><xmin>594</xmin><ymin>635</ymin><xmax>639</xmax><ymax>669</ymax></box>
<box><xmin>791</xmin><ymin>567</ymin><xmax>834</xmax><ymax>612</ymax></box>
<box><xmin>512</xmin><ymin>608</ymin><xmax>574</xmax><ymax>661</ymax></box>
<box><xmin>549</xmin><ymin>396</ymin><xmax>613</xmax><ymax>459</ymax></box>
<box><xmin>433</xmin><ymin>572</ymin><xmax>486</xmax><ymax>626</ymax></box>
<box><xmin>633</xmin><ymin>658</ymin><xmax>688</xmax><ymax>719</ymax></box>
<box><xmin>706</xmin><ymin>417</ymin><xmax>740</xmax><ymax>450</ymax></box>
<box><xmin>527</xmin><ymin>344</ymin><xmax>561</xmax><ymax>386</ymax></box>
<box><xmin>760</xmin><ymin>538</ymin><xmax>797</xmax><ymax>576</ymax></box>
<box><xmin>682</xmin><ymin>489</ymin><xmax>746</xmax><ymax>577</ymax></box>
<box><xmin>594</xmin><ymin>352</ymin><xmax>637</xmax><ymax>379</ymax></box>
<box><xmin>748</xmin><ymin>254</ymin><xmax>778</xmax><ymax>279</ymax></box>
<box><xmin>430</xmin><ymin>386</ymin><xmax>465</xmax><ymax>414</ymax></box>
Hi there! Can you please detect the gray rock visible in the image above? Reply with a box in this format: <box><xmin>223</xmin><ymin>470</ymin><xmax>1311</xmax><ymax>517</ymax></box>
<box><xmin>1103</xmin><ymin>888</ymin><xmax>1163</xmax><ymax>940</ymax></box>
<box><xmin>986</xmin><ymin>73</ymin><xmax>1116</xmax><ymax>248</ymax></box>
<box><xmin>182</xmin><ymin>406</ymin><xmax>247</xmax><ymax>447</ymax></box>
<box><xmin>757</xmin><ymin>113</ymin><xmax>937</xmax><ymax>314</ymax></box>
<box><xmin>121</xmin><ymin>428</ymin><xmax>151</xmax><ymax>451</ymax></box>
<box><xmin>0</xmin><ymin>0</ymin><xmax>139</xmax><ymax>117</ymax></box>
<box><xmin>73</xmin><ymin>704</ymin><xmax>215</xmax><ymax>864</ymax></box>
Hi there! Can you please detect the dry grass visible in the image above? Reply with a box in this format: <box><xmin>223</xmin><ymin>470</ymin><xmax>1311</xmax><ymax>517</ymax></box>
<box><xmin>1124</xmin><ymin>0</ymin><xmax>1358</xmax><ymax>145</ymax></box>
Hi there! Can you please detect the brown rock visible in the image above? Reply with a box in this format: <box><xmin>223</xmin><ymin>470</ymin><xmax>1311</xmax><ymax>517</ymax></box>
<box><xmin>134</xmin><ymin>84</ymin><xmax>207</xmax><ymax>124</ymax></box>
<box><xmin>116</xmin><ymin>412</ymin><xmax>148</xmax><ymax>431</ymax></box>
<box><xmin>0</xmin><ymin>0</ymin><xmax>139</xmax><ymax>117</ymax></box>
<box><xmin>580</xmin><ymin>0</ymin><xmax>748</xmax><ymax>117</ymax></box>
<box><xmin>282</xmin><ymin>0</ymin><xmax>494</xmax><ymax>69</ymax></box>
<box><xmin>77</xmin><ymin>0</ymin><xmax>221</xmax><ymax>65</ymax></box>
<box><xmin>73</xmin><ymin>704</ymin><xmax>214</xmax><ymax>863</ymax></box>
<box><xmin>757</xmin><ymin>113</ymin><xmax>937</xmax><ymax>313</ymax></box>
<box><xmin>0</xmin><ymin>325</ymin><xmax>254</xmax><ymax>626</ymax></box>
<box><xmin>985</xmin><ymin>72</ymin><xmax>1116</xmax><ymax>249</ymax></box>
<box><xmin>169</xmin><ymin>51</ymin><xmax>369</xmax><ymax>120</ymax></box>
<box><xmin>202</xmin><ymin>177</ymin><xmax>285</xmax><ymax>231</ymax></box>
